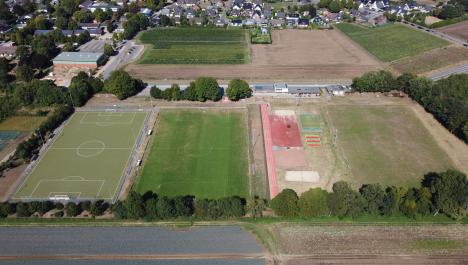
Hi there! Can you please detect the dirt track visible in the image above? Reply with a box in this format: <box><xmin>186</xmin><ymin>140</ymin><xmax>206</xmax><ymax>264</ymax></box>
<box><xmin>125</xmin><ymin>30</ymin><xmax>382</xmax><ymax>82</ymax></box>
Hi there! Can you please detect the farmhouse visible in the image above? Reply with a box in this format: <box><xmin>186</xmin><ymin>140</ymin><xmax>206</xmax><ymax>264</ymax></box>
<box><xmin>52</xmin><ymin>52</ymin><xmax>105</xmax><ymax>70</ymax></box>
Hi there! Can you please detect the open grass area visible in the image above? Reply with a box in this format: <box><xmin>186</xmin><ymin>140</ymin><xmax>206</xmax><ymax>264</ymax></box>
<box><xmin>328</xmin><ymin>105</ymin><xmax>453</xmax><ymax>187</ymax></box>
<box><xmin>0</xmin><ymin>115</ymin><xmax>47</xmax><ymax>131</ymax></box>
<box><xmin>13</xmin><ymin>111</ymin><xmax>148</xmax><ymax>201</ymax></box>
<box><xmin>135</xmin><ymin>110</ymin><xmax>248</xmax><ymax>198</ymax></box>
<box><xmin>137</xmin><ymin>28</ymin><xmax>249</xmax><ymax>64</ymax></box>
<box><xmin>335</xmin><ymin>23</ymin><xmax>449</xmax><ymax>62</ymax></box>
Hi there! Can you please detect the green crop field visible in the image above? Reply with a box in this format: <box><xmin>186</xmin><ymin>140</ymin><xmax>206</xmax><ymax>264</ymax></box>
<box><xmin>135</xmin><ymin>110</ymin><xmax>248</xmax><ymax>198</ymax></box>
<box><xmin>13</xmin><ymin>111</ymin><xmax>148</xmax><ymax>201</ymax></box>
<box><xmin>137</xmin><ymin>28</ymin><xmax>249</xmax><ymax>64</ymax></box>
<box><xmin>335</xmin><ymin>23</ymin><xmax>449</xmax><ymax>62</ymax></box>
<box><xmin>328</xmin><ymin>105</ymin><xmax>453</xmax><ymax>187</ymax></box>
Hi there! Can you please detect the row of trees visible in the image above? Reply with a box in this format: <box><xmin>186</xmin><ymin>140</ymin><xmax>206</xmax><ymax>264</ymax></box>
<box><xmin>113</xmin><ymin>191</ymin><xmax>245</xmax><ymax>221</ymax></box>
<box><xmin>270</xmin><ymin>170</ymin><xmax>467</xmax><ymax>220</ymax></box>
<box><xmin>0</xmin><ymin>200</ymin><xmax>109</xmax><ymax>218</ymax></box>
<box><xmin>150</xmin><ymin>78</ymin><xmax>252</xmax><ymax>102</ymax></box>
<box><xmin>150</xmin><ymin>77</ymin><xmax>223</xmax><ymax>102</ymax></box>
<box><xmin>352</xmin><ymin>71</ymin><xmax>468</xmax><ymax>143</ymax></box>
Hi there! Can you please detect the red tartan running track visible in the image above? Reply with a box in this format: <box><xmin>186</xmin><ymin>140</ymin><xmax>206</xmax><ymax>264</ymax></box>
<box><xmin>260</xmin><ymin>104</ymin><xmax>279</xmax><ymax>199</ymax></box>
<box><xmin>269</xmin><ymin>114</ymin><xmax>303</xmax><ymax>148</ymax></box>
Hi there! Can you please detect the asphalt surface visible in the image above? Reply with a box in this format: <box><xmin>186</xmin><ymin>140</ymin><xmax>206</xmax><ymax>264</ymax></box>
<box><xmin>428</xmin><ymin>63</ymin><xmax>468</xmax><ymax>80</ymax></box>
<box><xmin>0</xmin><ymin>226</ymin><xmax>265</xmax><ymax>265</ymax></box>
<box><xmin>0</xmin><ymin>226</ymin><xmax>262</xmax><ymax>256</ymax></box>
<box><xmin>100</xmin><ymin>41</ymin><xmax>144</xmax><ymax>79</ymax></box>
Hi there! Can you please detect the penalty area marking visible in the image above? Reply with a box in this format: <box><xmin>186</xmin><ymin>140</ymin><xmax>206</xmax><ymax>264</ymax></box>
<box><xmin>29</xmin><ymin>178</ymin><xmax>106</xmax><ymax>199</ymax></box>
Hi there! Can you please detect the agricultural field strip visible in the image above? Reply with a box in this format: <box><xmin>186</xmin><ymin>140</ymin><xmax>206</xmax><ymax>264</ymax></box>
<box><xmin>13</xmin><ymin>111</ymin><xmax>149</xmax><ymax>201</ymax></box>
<box><xmin>335</xmin><ymin>23</ymin><xmax>449</xmax><ymax>62</ymax></box>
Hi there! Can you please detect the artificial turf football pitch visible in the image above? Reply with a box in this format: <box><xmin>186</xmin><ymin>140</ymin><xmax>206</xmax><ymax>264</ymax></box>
<box><xmin>13</xmin><ymin>111</ymin><xmax>148</xmax><ymax>201</ymax></box>
<box><xmin>135</xmin><ymin>110</ymin><xmax>249</xmax><ymax>199</ymax></box>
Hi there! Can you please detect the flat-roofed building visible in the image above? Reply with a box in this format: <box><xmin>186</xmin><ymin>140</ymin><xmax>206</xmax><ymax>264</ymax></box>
<box><xmin>52</xmin><ymin>52</ymin><xmax>105</xmax><ymax>70</ymax></box>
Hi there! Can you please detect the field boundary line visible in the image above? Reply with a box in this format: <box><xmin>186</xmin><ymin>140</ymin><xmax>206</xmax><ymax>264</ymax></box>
<box><xmin>260</xmin><ymin>103</ymin><xmax>279</xmax><ymax>199</ymax></box>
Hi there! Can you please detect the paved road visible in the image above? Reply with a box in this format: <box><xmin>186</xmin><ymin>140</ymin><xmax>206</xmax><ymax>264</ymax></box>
<box><xmin>0</xmin><ymin>226</ymin><xmax>266</xmax><ymax>265</ymax></box>
<box><xmin>428</xmin><ymin>63</ymin><xmax>468</xmax><ymax>80</ymax></box>
<box><xmin>399</xmin><ymin>21</ymin><xmax>468</xmax><ymax>47</ymax></box>
<box><xmin>99</xmin><ymin>41</ymin><xmax>144</xmax><ymax>79</ymax></box>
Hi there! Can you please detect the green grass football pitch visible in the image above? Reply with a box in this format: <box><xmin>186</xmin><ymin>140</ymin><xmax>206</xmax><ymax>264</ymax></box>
<box><xmin>135</xmin><ymin>110</ymin><xmax>249</xmax><ymax>199</ymax></box>
<box><xmin>137</xmin><ymin>28</ymin><xmax>249</xmax><ymax>64</ymax></box>
<box><xmin>335</xmin><ymin>23</ymin><xmax>449</xmax><ymax>62</ymax></box>
<box><xmin>13</xmin><ymin>111</ymin><xmax>148</xmax><ymax>201</ymax></box>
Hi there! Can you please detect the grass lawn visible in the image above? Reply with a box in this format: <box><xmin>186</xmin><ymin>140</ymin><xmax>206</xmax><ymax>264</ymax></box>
<box><xmin>135</xmin><ymin>110</ymin><xmax>248</xmax><ymax>199</ymax></box>
<box><xmin>137</xmin><ymin>28</ymin><xmax>249</xmax><ymax>64</ymax></box>
<box><xmin>0</xmin><ymin>115</ymin><xmax>47</xmax><ymax>131</ymax></box>
<box><xmin>335</xmin><ymin>23</ymin><xmax>449</xmax><ymax>62</ymax></box>
<box><xmin>14</xmin><ymin>111</ymin><xmax>148</xmax><ymax>201</ymax></box>
<box><xmin>328</xmin><ymin>105</ymin><xmax>453</xmax><ymax>187</ymax></box>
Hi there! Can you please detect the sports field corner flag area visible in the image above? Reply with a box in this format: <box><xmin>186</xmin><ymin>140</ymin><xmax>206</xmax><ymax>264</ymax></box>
<box><xmin>13</xmin><ymin>110</ymin><xmax>149</xmax><ymax>202</ymax></box>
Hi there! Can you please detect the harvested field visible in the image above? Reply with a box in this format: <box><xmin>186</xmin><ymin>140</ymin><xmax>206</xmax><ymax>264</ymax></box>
<box><xmin>125</xmin><ymin>30</ymin><xmax>382</xmax><ymax>81</ymax></box>
<box><xmin>391</xmin><ymin>45</ymin><xmax>468</xmax><ymax>74</ymax></box>
<box><xmin>438</xmin><ymin>20</ymin><xmax>468</xmax><ymax>41</ymax></box>
<box><xmin>335</xmin><ymin>23</ymin><xmax>449</xmax><ymax>62</ymax></box>
<box><xmin>270</xmin><ymin>224</ymin><xmax>468</xmax><ymax>264</ymax></box>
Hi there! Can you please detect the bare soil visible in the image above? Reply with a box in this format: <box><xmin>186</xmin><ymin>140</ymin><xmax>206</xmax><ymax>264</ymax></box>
<box><xmin>248</xmin><ymin>104</ymin><xmax>269</xmax><ymax>198</ymax></box>
<box><xmin>125</xmin><ymin>30</ymin><xmax>382</xmax><ymax>82</ymax></box>
<box><xmin>270</xmin><ymin>224</ymin><xmax>468</xmax><ymax>264</ymax></box>
<box><xmin>438</xmin><ymin>20</ymin><xmax>468</xmax><ymax>41</ymax></box>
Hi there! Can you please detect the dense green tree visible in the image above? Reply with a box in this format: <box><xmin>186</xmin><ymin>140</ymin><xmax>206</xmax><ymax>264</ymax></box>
<box><xmin>328</xmin><ymin>0</ymin><xmax>342</xmax><ymax>12</ymax></box>
<box><xmin>65</xmin><ymin>202</ymin><xmax>80</xmax><ymax>217</ymax></box>
<box><xmin>328</xmin><ymin>181</ymin><xmax>364</xmax><ymax>218</ymax></box>
<box><xmin>359</xmin><ymin>184</ymin><xmax>385</xmax><ymax>215</ymax></box>
<box><xmin>194</xmin><ymin>77</ymin><xmax>221</xmax><ymax>101</ymax></box>
<box><xmin>16</xmin><ymin>65</ymin><xmax>34</xmax><ymax>82</ymax></box>
<box><xmin>103</xmin><ymin>43</ymin><xmax>115</xmax><ymax>57</ymax></box>
<box><xmin>90</xmin><ymin>200</ymin><xmax>108</xmax><ymax>216</ymax></box>
<box><xmin>270</xmin><ymin>189</ymin><xmax>299</xmax><ymax>217</ymax></box>
<box><xmin>352</xmin><ymin>70</ymin><xmax>396</xmax><ymax>92</ymax></box>
<box><xmin>162</xmin><ymin>84</ymin><xmax>181</xmax><ymax>101</ymax></box>
<box><xmin>16</xmin><ymin>202</ymin><xmax>32</xmax><ymax>217</ymax></box>
<box><xmin>246</xmin><ymin>197</ymin><xmax>266</xmax><ymax>219</ymax></box>
<box><xmin>112</xmin><ymin>201</ymin><xmax>128</xmax><ymax>219</ymax></box>
<box><xmin>145</xmin><ymin>198</ymin><xmax>158</xmax><ymax>220</ymax></box>
<box><xmin>104</xmin><ymin>70</ymin><xmax>145</xmax><ymax>100</ymax></box>
<box><xmin>150</xmin><ymin>86</ymin><xmax>162</xmax><ymax>99</ymax></box>
<box><xmin>298</xmin><ymin>188</ymin><xmax>329</xmax><ymax>217</ymax></box>
<box><xmin>173</xmin><ymin>196</ymin><xmax>193</xmax><ymax>217</ymax></box>
<box><xmin>125</xmin><ymin>191</ymin><xmax>146</xmax><ymax>219</ymax></box>
<box><xmin>381</xmin><ymin>186</ymin><xmax>406</xmax><ymax>216</ymax></box>
<box><xmin>422</xmin><ymin>170</ymin><xmax>467</xmax><ymax>220</ymax></box>
<box><xmin>226</xmin><ymin>79</ymin><xmax>251</xmax><ymax>101</ymax></box>
<box><xmin>156</xmin><ymin>197</ymin><xmax>175</xmax><ymax>219</ymax></box>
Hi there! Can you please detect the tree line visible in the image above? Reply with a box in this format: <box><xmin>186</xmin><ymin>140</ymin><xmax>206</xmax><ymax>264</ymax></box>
<box><xmin>270</xmin><ymin>170</ymin><xmax>467</xmax><ymax>221</ymax></box>
<box><xmin>150</xmin><ymin>78</ymin><xmax>252</xmax><ymax>102</ymax></box>
<box><xmin>1</xmin><ymin>170</ymin><xmax>465</xmax><ymax>221</ymax></box>
<box><xmin>352</xmin><ymin>71</ymin><xmax>468</xmax><ymax>143</ymax></box>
